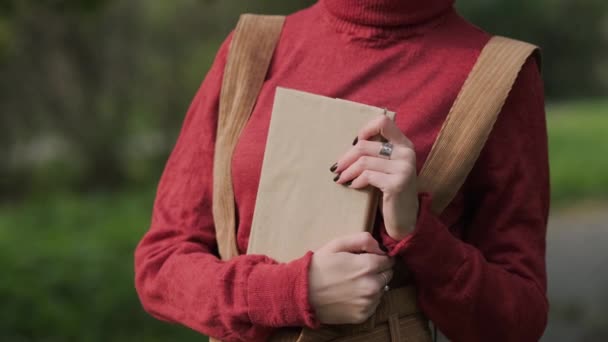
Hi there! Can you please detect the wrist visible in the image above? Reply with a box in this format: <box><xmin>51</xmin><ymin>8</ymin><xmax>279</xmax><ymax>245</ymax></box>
<box><xmin>247</xmin><ymin>251</ymin><xmax>320</xmax><ymax>328</ymax></box>
<box><xmin>380</xmin><ymin>193</ymin><xmax>424</xmax><ymax>252</ymax></box>
<box><xmin>387</xmin><ymin>198</ymin><xmax>420</xmax><ymax>241</ymax></box>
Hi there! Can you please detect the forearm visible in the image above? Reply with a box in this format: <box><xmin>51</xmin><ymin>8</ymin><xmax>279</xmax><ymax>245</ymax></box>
<box><xmin>134</xmin><ymin>232</ymin><xmax>319</xmax><ymax>341</ymax></box>
<box><xmin>133</xmin><ymin>28</ymin><xmax>320</xmax><ymax>340</ymax></box>
<box><xmin>381</xmin><ymin>194</ymin><xmax>547</xmax><ymax>341</ymax></box>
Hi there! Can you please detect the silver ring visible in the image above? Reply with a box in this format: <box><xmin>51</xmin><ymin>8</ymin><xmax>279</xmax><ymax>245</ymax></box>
<box><xmin>380</xmin><ymin>272</ymin><xmax>390</xmax><ymax>292</ymax></box>
<box><xmin>379</xmin><ymin>142</ymin><xmax>393</xmax><ymax>160</ymax></box>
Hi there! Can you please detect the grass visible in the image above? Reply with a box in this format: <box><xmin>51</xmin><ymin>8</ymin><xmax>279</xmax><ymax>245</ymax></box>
<box><xmin>0</xmin><ymin>188</ymin><xmax>204</xmax><ymax>342</ymax></box>
<box><xmin>546</xmin><ymin>99</ymin><xmax>608</xmax><ymax>206</ymax></box>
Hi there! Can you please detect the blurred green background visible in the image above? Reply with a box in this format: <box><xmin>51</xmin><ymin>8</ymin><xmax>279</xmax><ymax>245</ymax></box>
<box><xmin>0</xmin><ymin>0</ymin><xmax>607</xmax><ymax>341</ymax></box>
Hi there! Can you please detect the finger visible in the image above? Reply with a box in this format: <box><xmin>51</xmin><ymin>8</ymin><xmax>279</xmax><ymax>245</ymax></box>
<box><xmin>333</xmin><ymin>139</ymin><xmax>415</xmax><ymax>175</ymax></box>
<box><xmin>358</xmin><ymin>290</ymin><xmax>383</xmax><ymax>321</ymax></box>
<box><xmin>334</xmin><ymin>155</ymin><xmax>412</xmax><ymax>186</ymax></box>
<box><xmin>379</xmin><ymin>269</ymin><xmax>394</xmax><ymax>284</ymax></box>
<box><xmin>379</xmin><ymin>258</ymin><xmax>396</xmax><ymax>273</ymax></box>
<box><xmin>356</xmin><ymin>115</ymin><xmax>413</xmax><ymax>148</ymax></box>
<box><xmin>361</xmin><ymin>273</ymin><xmax>386</xmax><ymax>297</ymax></box>
<box><xmin>346</xmin><ymin>169</ymin><xmax>407</xmax><ymax>192</ymax></box>
<box><xmin>321</xmin><ymin>232</ymin><xmax>385</xmax><ymax>255</ymax></box>
<box><xmin>357</xmin><ymin>253</ymin><xmax>395</xmax><ymax>273</ymax></box>
<box><xmin>365</xmin><ymin>292</ymin><xmax>384</xmax><ymax>318</ymax></box>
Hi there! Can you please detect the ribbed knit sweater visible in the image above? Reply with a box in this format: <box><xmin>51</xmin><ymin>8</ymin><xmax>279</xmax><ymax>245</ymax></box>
<box><xmin>134</xmin><ymin>1</ymin><xmax>550</xmax><ymax>341</ymax></box>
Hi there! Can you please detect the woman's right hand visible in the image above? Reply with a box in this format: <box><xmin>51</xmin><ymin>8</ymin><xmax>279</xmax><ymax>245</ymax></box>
<box><xmin>308</xmin><ymin>232</ymin><xmax>394</xmax><ymax>325</ymax></box>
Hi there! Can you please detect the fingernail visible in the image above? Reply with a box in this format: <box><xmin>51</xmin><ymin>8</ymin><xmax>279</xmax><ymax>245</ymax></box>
<box><xmin>329</xmin><ymin>162</ymin><xmax>338</xmax><ymax>173</ymax></box>
<box><xmin>352</xmin><ymin>136</ymin><xmax>358</xmax><ymax>145</ymax></box>
<box><xmin>344</xmin><ymin>180</ymin><xmax>352</xmax><ymax>187</ymax></box>
<box><xmin>333</xmin><ymin>174</ymin><xmax>340</xmax><ymax>182</ymax></box>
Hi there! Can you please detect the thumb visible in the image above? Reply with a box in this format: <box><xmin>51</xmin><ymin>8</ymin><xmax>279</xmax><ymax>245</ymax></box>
<box><xmin>320</xmin><ymin>232</ymin><xmax>386</xmax><ymax>255</ymax></box>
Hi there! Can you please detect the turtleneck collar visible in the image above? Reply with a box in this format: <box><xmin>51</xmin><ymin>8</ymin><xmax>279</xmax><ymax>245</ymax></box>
<box><xmin>320</xmin><ymin>0</ymin><xmax>455</xmax><ymax>38</ymax></box>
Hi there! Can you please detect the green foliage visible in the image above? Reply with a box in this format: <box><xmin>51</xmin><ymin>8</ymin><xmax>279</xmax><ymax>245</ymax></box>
<box><xmin>547</xmin><ymin>100</ymin><xmax>608</xmax><ymax>205</ymax></box>
<box><xmin>1</xmin><ymin>0</ymin><xmax>606</xmax><ymax>196</ymax></box>
<box><xmin>0</xmin><ymin>0</ymin><xmax>108</xmax><ymax>13</ymax></box>
<box><xmin>0</xmin><ymin>1</ymin><xmax>226</xmax><ymax>196</ymax></box>
<box><xmin>0</xmin><ymin>189</ymin><xmax>204</xmax><ymax>342</ymax></box>
<box><xmin>457</xmin><ymin>0</ymin><xmax>608</xmax><ymax>98</ymax></box>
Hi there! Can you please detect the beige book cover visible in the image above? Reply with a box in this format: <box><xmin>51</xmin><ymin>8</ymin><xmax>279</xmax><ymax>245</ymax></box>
<box><xmin>247</xmin><ymin>87</ymin><xmax>395</xmax><ymax>262</ymax></box>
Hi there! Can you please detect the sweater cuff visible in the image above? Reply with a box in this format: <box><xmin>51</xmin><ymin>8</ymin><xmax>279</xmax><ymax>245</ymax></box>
<box><xmin>380</xmin><ymin>192</ymin><xmax>467</xmax><ymax>286</ymax></box>
<box><xmin>247</xmin><ymin>251</ymin><xmax>321</xmax><ymax>329</ymax></box>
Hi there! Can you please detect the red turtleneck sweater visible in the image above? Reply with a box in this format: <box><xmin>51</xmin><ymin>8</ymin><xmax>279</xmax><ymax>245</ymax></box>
<box><xmin>134</xmin><ymin>1</ymin><xmax>550</xmax><ymax>341</ymax></box>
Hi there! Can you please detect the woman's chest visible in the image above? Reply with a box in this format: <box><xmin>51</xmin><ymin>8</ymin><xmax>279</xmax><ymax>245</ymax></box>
<box><xmin>230</xmin><ymin>46</ymin><xmax>474</xmax><ymax>249</ymax></box>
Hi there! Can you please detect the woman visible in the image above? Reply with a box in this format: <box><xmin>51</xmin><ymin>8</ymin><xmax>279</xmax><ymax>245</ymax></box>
<box><xmin>134</xmin><ymin>0</ymin><xmax>550</xmax><ymax>341</ymax></box>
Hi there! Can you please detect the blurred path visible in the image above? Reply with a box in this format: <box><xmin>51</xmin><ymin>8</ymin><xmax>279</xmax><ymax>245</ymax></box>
<box><xmin>543</xmin><ymin>203</ymin><xmax>608</xmax><ymax>341</ymax></box>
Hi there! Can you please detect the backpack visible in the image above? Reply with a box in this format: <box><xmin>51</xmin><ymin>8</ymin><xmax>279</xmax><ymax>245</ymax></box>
<box><xmin>210</xmin><ymin>13</ymin><xmax>540</xmax><ymax>342</ymax></box>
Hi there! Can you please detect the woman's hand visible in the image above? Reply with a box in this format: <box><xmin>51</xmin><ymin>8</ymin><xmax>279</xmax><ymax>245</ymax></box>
<box><xmin>331</xmin><ymin>115</ymin><xmax>419</xmax><ymax>241</ymax></box>
<box><xmin>309</xmin><ymin>232</ymin><xmax>394</xmax><ymax>325</ymax></box>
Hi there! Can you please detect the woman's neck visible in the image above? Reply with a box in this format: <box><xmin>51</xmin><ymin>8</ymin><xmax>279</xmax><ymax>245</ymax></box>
<box><xmin>320</xmin><ymin>0</ymin><xmax>455</xmax><ymax>28</ymax></box>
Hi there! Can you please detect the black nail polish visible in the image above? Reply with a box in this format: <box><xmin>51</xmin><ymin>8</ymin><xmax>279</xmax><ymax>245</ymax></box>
<box><xmin>344</xmin><ymin>180</ymin><xmax>353</xmax><ymax>187</ymax></box>
<box><xmin>333</xmin><ymin>174</ymin><xmax>340</xmax><ymax>182</ymax></box>
<box><xmin>330</xmin><ymin>162</ymin><xmax>338</xmax><ymax>173</ymax></box>
<box><xmin>352</xmin><ymin>136</ymin><xmax>358</xmax><ymax>145</ymax></box>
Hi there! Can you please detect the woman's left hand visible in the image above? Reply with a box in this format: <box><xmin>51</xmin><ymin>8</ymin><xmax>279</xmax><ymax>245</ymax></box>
<box><xmin>331</xmin><ymin>115</ymin><xmax>419</xmax><ymax>241</ymax></box>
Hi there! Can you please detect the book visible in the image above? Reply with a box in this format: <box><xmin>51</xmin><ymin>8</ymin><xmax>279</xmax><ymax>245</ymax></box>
<box><xmin>247</xmin><ymin>87</ymin><xmax>396</xmax><ymax>262</ymax></box>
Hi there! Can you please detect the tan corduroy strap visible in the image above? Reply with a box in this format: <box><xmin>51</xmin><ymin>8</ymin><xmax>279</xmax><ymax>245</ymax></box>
<box><xmin>418</xmin><ymin>36</ymin><xmax>539</xmax><ymax>214</ymax></box>
<box><xmin>212</xmin><ymin>14</ymin><xmax>286</xmax><ymax>262</ymax></box>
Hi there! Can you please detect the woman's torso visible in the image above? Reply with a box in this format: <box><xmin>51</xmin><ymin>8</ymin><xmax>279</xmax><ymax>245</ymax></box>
<box><xmin>230</xmin><ymin>0</ymin><xmax>492</xmax><ymax>256</ymax></box>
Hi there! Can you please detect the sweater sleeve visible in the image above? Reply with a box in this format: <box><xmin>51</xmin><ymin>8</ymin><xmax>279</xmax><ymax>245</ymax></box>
<box><xmin>379</xmin><ymin>56</ymin><xmax>549</xmax><ymax>342</ymax></box>
<box><xmin>133</xmin><ymin>32</ymin><xmax>320</xmax><ymax>342</ymax></box>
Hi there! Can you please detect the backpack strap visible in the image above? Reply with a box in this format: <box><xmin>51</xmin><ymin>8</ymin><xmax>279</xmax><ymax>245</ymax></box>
<box><xmin>418</xmin><ymin>36</ymin><xmax>540</xmax><ymax>215</ymax></box>
<box><xmin>212</xmin><ymin>14</ymin><xmax>285</xmax><ymax>261</ymax></box>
